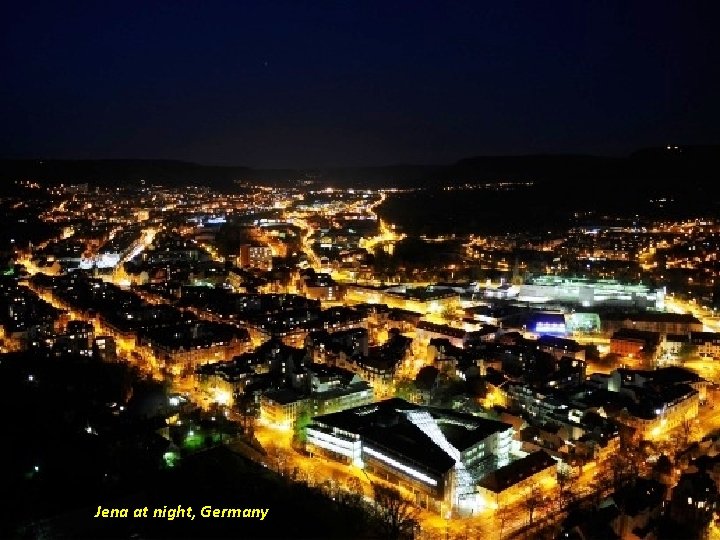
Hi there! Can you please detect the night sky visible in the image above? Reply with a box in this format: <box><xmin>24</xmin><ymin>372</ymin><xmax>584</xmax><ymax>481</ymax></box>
<box><xmin>2</xmin><ymin>1</ymin><xmax>719</xmax><ymax>168</ymax></box>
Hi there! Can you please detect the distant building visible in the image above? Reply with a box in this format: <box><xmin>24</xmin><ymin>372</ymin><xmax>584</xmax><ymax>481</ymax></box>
<box><xmin>602</xmin><ymin>312</ymin><xmax>702</xmax><ymax>335</ymax></box>
<box><xmin>610</xmin><ymin>328</ymin><xmax>662</xmax><ymax>359</ymax></box>
<box><xmin>299</xmin><ymin>272</ymin><xmax>344</xmax><ymax>302</ymax></box>
<box><xmin>306</xmin><ymin>328</ymin><xmax>369</xmax><ymax>363</ymax></box>
<box><xmin>239</xmin><ymin>243</ymin><xmax>273</xmax><ymax>270</ymax></box>
<box><xmin>387</xmin><ymin>308</ymin><xmax>423</xmax><ymax>332</ymax></box>
<box><xmin>138</xmin><ymin>322</ymin><xmax>251</xmax><ymax>374</ymax></box>
<box><xmin>601</xmin><ymin>367</ymin><xmax>704</xmax><ymax>439</ymax></box>
<box><xmin>359</xmin><ymin>283</ymin><xmax>456</xmax><ymax>310</ymax></box>
<box><xmin>662</xmin><ymin>333</ymin><xmax>689</xmax><ymax>359</ymax></box>
<box><xmin>93</xmin><ymin>335</ymin><xmax>117</xmax><ymax>362</ymax></box>
<box><xmin>516</xmin><ymin>276</ymin><xmax>664</xmax><ymax>309</ymax></box>
<box><xmin>336</xmin><ymin>331</ymin><xmax>413</xmax><ymax>389</ymax></box>
<box><xmin>690</xmin><ymin>331</ymin><xmax>720</xmax><ymax>359</ymax></box>
<box><xmin>306</xmin><ymin>366</ymin><xmax>374</xmax><ymax>417</ymax></box>
<box><xmin>507</xmin><ymin>384</ymin><xmax>576</xmax><ymax>427</ymax></box>
<box><xmin>260</xmin><ymin>389</ymin><xmax>310</xmax><ymax>428</ymax></box>
<box><xmin>526</xmin><ymin>312</ymin><xmax>567</xmax><ymax>336</ymax></box>
<box><xmin>416</xmin><ymin>321</ymin><xmax>467</xmax><ymax>348</ymax></box>
<box><xmin>255</xmin><ymin>355</ymin><xmax>375</xmax><ymax>428</ymax></box>
<box><xmin>464</xmin><ymin>304</ymin><xmax>527</xmax><ymax>327</ymax></box>
<box><xmin>536</xmin><ymin>335</ymin><xmax>585</xmax><ymax>361</ymax></box>
<box><xmin>383</xmin><ymin>286</ymin><xmax>459</xmax><ymax>315</ymax></box>
<box><xmin>66</xmin><ymin>320</ymin><xmax>94</xmax><ymax>349</ymax></box>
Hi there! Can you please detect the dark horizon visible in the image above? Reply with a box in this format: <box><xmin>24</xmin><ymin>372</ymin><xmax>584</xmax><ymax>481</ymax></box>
<box><xmin>3</xmin><ymin>1</ymin><xmax>720</xmax><ymax>168</ymax></box>
<box><xmin>2</xmin><ymin>143</ymin><xmax>718</xmax><ymax>173</ymax></box>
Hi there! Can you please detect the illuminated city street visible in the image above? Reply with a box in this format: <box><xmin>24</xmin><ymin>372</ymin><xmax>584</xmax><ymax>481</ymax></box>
<box><xmin>4</xmin><ymin>179</ymin><xmax>720</xmax><ymax>539</ymax></box>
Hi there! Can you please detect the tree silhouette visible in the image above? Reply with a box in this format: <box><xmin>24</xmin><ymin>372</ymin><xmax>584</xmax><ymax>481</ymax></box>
<box><xmin>522</xmin><ymin>484</ymin><xmax>544</xmax><ymax>527</ymax></box>
<box><xmin>440</xmin><ymin>304</ymin><xmax>456</xmax><ymax>324</ymax></box>
<box><xmin>494</xmin><ymin>504</ymin><xmax>514</xmax><ymax>539</ymax></box>
<box><xmin>414</xmin><ymin>366</ymin><xmax>440</xmax><ymax>391</ymax></box>
<box><xmin>557</xmin><ymin>468</ymin><xmax>574</xmax><ymax>511</ymax></box>
<box><xmin>371</xmin><ymin>483</ymin><xmax>418</xmax><ymax>540</ymax></box>
<box><xmin>677</xmin><ymin>343</ymin><xmax>698</xmax><ymax>362</ymax></box>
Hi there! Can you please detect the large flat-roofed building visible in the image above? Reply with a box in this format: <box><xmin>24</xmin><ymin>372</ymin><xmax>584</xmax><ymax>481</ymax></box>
<box><xmin>516</xmin><ymin>276</ymin><xmax>664</xmax><ymax>309</ymax></box>
<box><xmin>306</xmin><ymin>398</ymin><xmax>513</xmax><ymax>514</ymax></box>
<box><xmin>382</xmin><ymin>286</ymin><xmax>459</xmax><ymax>315</ymax></box>
<box><xmin>602</xmin><ymin>312</ymin><xmax>702</xmax><ymax>335</ymax></box>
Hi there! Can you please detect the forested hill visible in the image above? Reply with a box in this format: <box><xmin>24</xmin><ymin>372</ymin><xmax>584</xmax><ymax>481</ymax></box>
<box><xmin>0</xmin><ymin>145</ymin><xmax>718</xmax><ymax>192</ymax></box>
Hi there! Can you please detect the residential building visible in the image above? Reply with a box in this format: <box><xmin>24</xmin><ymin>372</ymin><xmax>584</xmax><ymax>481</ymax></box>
<box><xmin>610</xmin><ymin>328</ymin><xmax>662</xmax><ymax>359</ymax></box>
<box><xmin>476</xmin><ymin>450</ymin><xmax>557</xmax><ymax>508</ymax></box>
<box><xmin>239</xmin><ymin>243</ymin><xmax>273</xmax><ymax>270</ymax></box>
<box><xmin>690</xmin><ymin>331</ymin><xmax>720</xmax><ymax>359</ymax></box>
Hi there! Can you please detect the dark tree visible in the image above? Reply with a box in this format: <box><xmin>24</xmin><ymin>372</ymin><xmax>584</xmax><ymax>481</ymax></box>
<box><xmin>590</xmin><ymin>467</ymin><xmax>615</xmax><ymax>507</ymax></box>
<box><xmin>393</xmin><ymin>377</ymin><xmax>417</xmax><ymax>401</ymax></box>
<box><xmin>584</xmin><ymin>344</ymin><xmax>601</xmax><ymax>362</ymax></box>
<box><xmin>371</xmin><ymin>483</ymin><xmax>418</xmax><ymax>540</ymax></box>
<box><xmin>522</xmin><ymin>484</ymin><xmax>544</xmax><ymax>527</ymax></box>
<box><xmin>652</xmin><ymin>454</ymin><xmax>674</xmax><ymax>483</ymax></box>
<box><xmin>440</xmin><ymin>304</ymin><xmax>456</xmax><ymax>323</ymax></box>
<box><xmin>677</xmin><ymin>343</ymin><xmax>698</xmax><ymax>361</ymax></box>
<box><xmin>414</xmin><ymin>366</ymin><xmax>440</xmax><ymax>391</ymax></box>
<box><xmin>494</xmin><ymin>503</ymin><xmax>514</xmax><ymax>539</ymax></box>
<box><xmin>557</xmin><ymin>468</ymin><xmax>575</xmax><ymax>511</ymax></box>
<box><xmin>607</xmin><ymin>449</ymin><xmax>641</xmax><ymax>491</ymax></box>
<box><xmin>236</xmin><ymin>391</ymin><xmax>257</xmax><ymax>434</ymax></box>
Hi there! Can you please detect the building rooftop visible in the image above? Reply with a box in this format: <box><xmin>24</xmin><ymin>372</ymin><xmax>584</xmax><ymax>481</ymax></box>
<box><xmin>312</xmin><ymin>398</ymin><xmax>512</xmax><ymax>476</ymax></box>
<box><xmin>263</xmin><ymin>388</ymin><xmax>306</xmax><ymax>406</ymax></box>
<box><xmin>313</xmin><ymin>399</ymin><xmax>455</xmax><ymax>475</ymax></box>
<box><xmin>477</xmin><ymin>450</ymin><xmax>556</xmax><ymax>493</ymax></box>
<box><xmin>433</xmin><ymin>417</ymin><xmax>511</xmax><ymax>452</ymax></box>
<box><xmin>417</xmin><ymin>321</ymin><xmax>466</xmax><ymax>338</ymax></box>
<box><xmin>537</xmin><ymin>335</ymin><xmax>582</xmax><ymax>352</ymax></box>
<box><xmin>385</xmin><ymin>286</ymin><xmax>458</xmax><ymax>302</ymax></box>
<box><xmin>603</xmin><ymin>312</ymin><xmax>701</xmax><ymax>325</ymax></box>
